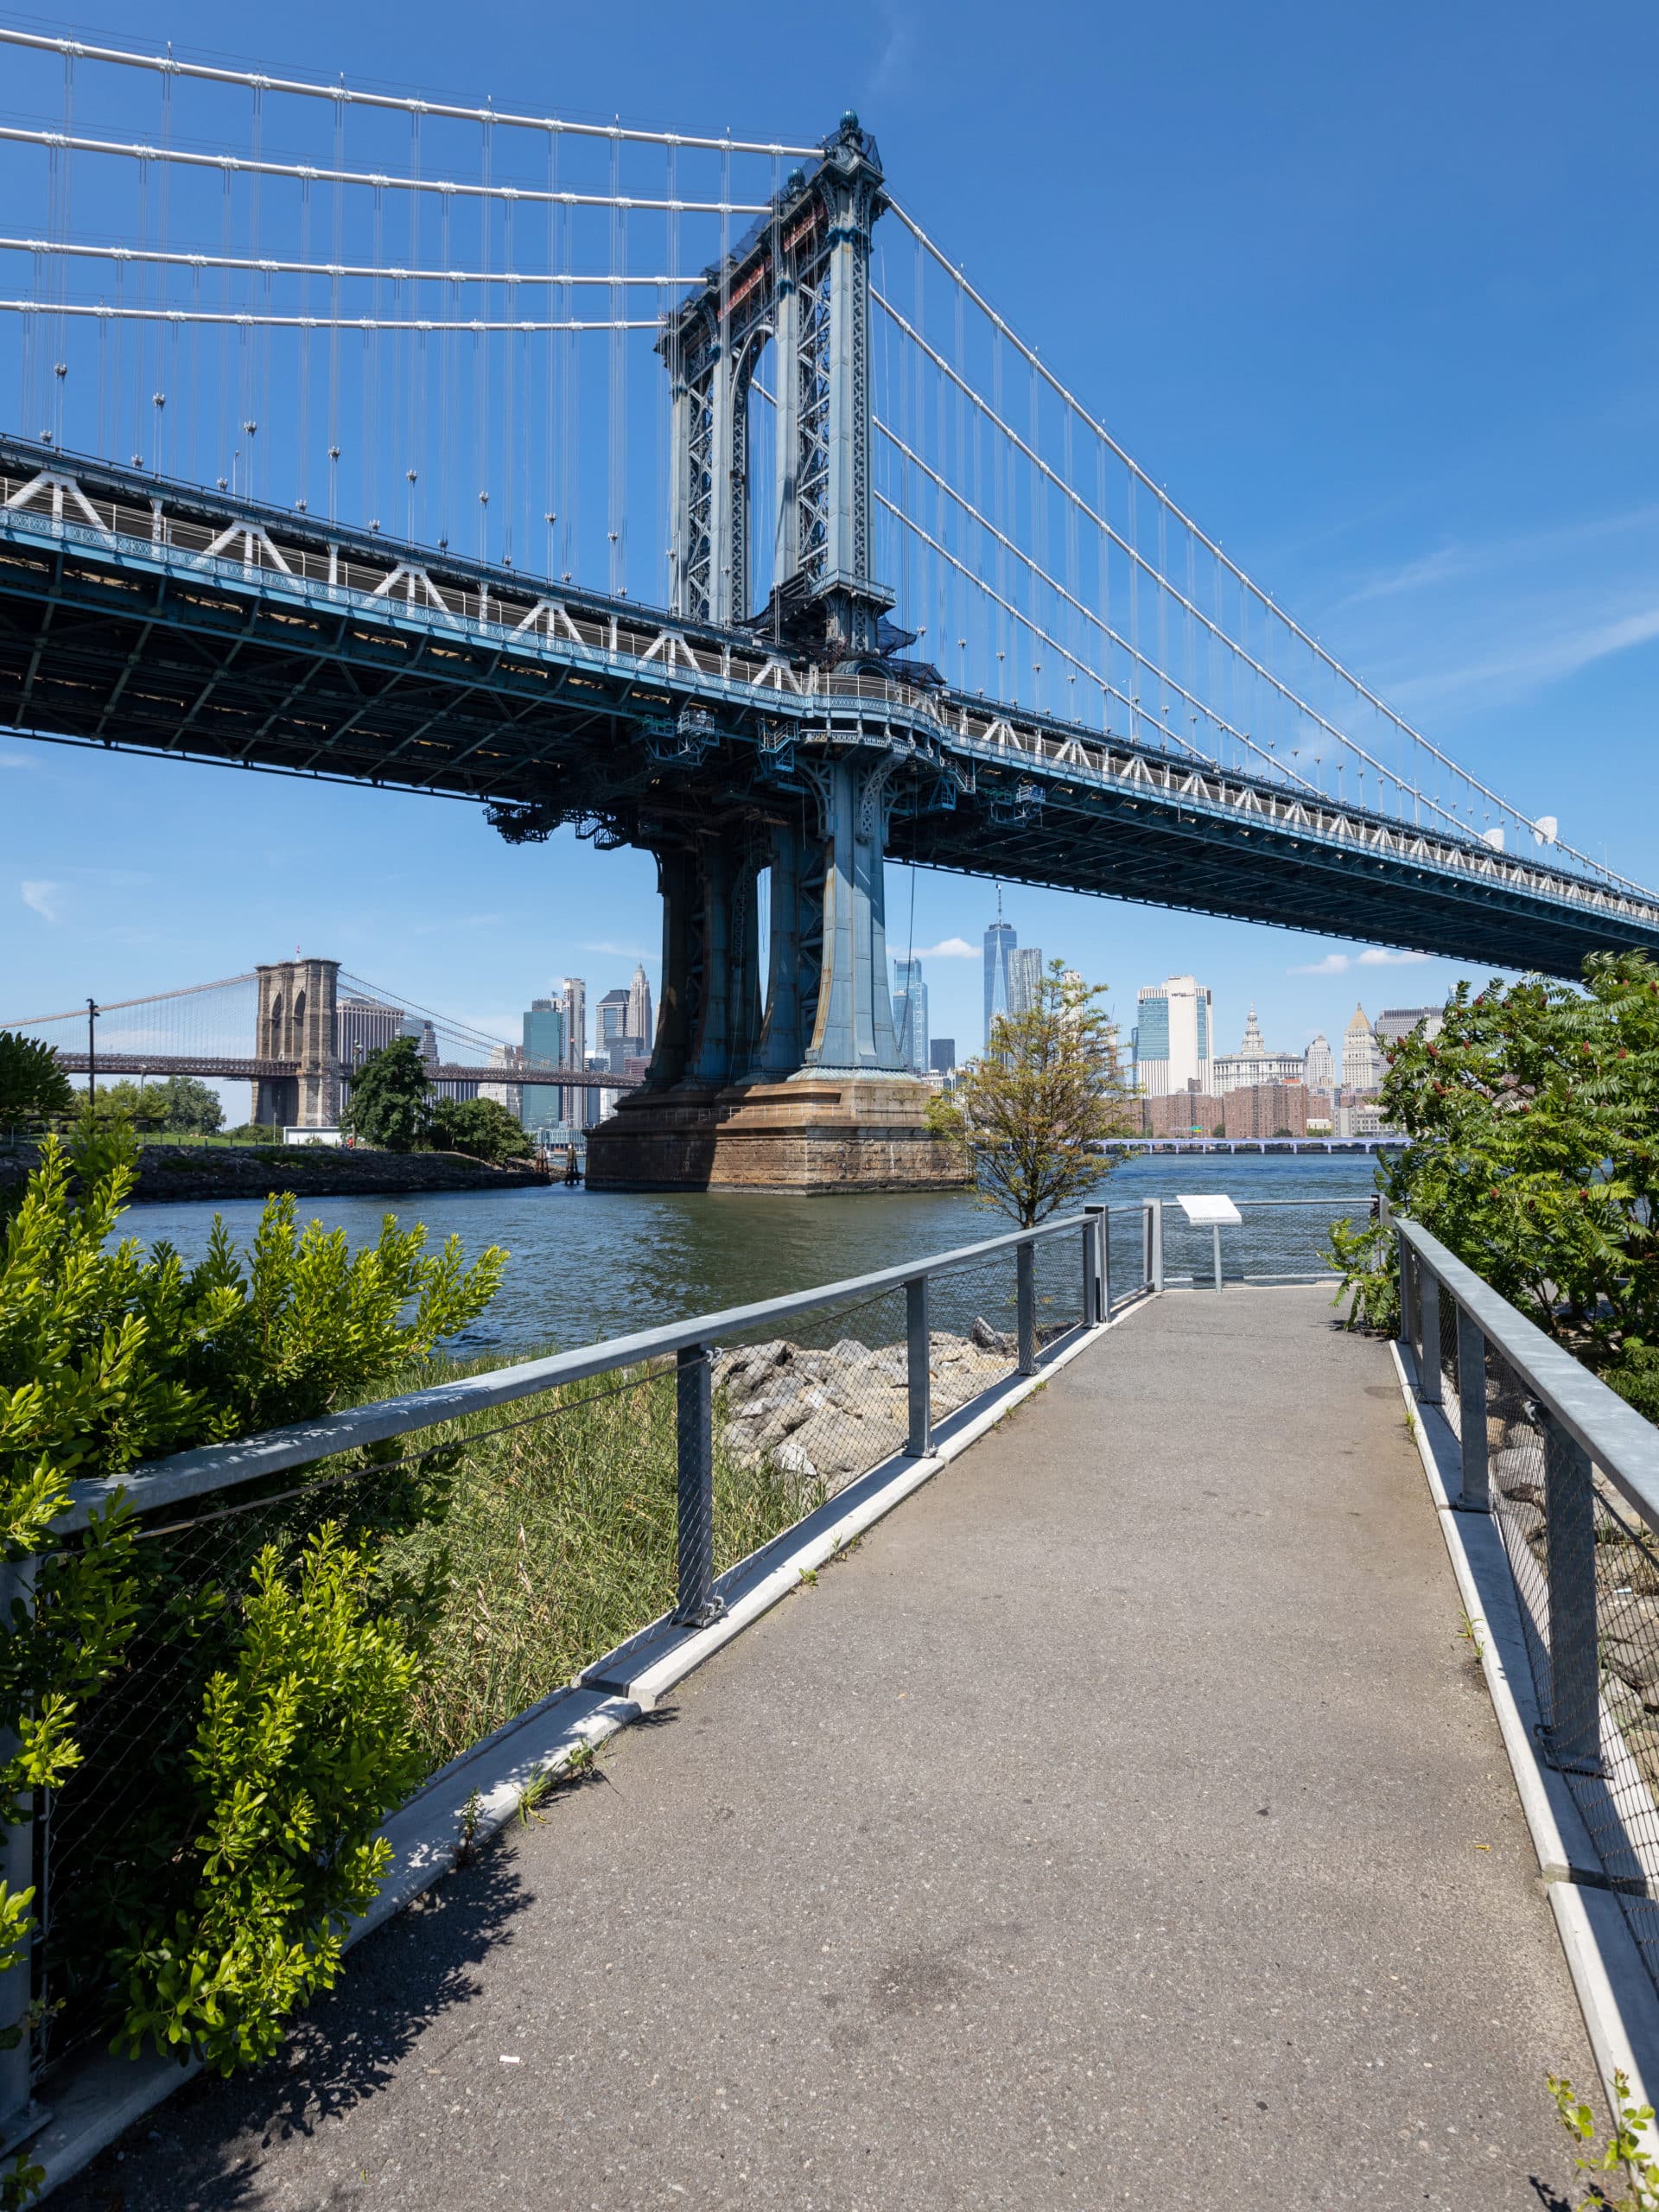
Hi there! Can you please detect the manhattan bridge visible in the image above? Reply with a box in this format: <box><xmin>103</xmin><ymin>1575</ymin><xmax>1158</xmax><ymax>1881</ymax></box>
<box><xmin>3</xmin><ymin>29</ymin><xmax>1656</xmax><ymax>1185</ymax></box>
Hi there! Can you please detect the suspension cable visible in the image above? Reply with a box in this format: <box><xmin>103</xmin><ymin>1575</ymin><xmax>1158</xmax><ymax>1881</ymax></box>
<box><xmin>0</xmin><ymin>302</ymin><xmax>660</xmax><ymax>331</ymax></box>
<box><xmin>883</xmin><ymin>195</ymin><xmax>1628</xmax><ymax>888</ymax></box>
<box><xmin>874</xmin><ymin>412</ymin><xmax>1463</xmax><ymax>839</ymax></box>
<box><xmin>0</xmin><ymin>128</ymin><xmax>769</xmax><ymax>215</ymax></box>
<box><xmin>0</xmin><ymin>239</ymin><xmax>700</xmax><ymax>287</ymax></box>
<box><xmin>0</xmin><ymin>29</ymin><xmax>817</xmax><ymax>158</ymax></box>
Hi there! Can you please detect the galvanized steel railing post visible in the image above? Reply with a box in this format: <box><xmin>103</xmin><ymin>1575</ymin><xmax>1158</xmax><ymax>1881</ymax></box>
<box><xmin>1540</xmin><ymin>1408</ymin><xmax>1603</xmax><ymax>1774</ymax></box>
<box><xmin>1455</xmin><ymin>1304</ymin><xmax>1490</xmax><ymax>1510</ymax></box>
<box><xmin>674</xmin><ymin>1344</ymin><xmax>724</xmax><ymax>1627</ymax></box>
<box><xmin>906</xmin><ymin>1275</ymin><xmax>931</xmax><ymax>1457</ymax></box>
<box><xmin>1397</xmin><ymin>1228</ymin><xmax>1414</xmax><ymax>1351</ymax></box>
<box><xmin>1084</xmin><ymin>1204</ymin><xmax>1107</xmax><ymax>1324</ymax></box>
<box><xmin>1417</xmin><ymin>1265</ymin><xmax>1443</xmax><ymax>1405</ymax></box>
<box><xmin>1016</xmin><ymin>1241</ymin><xmax>1038</xmax><ymax>1375</ymax></box>
<box><xmin>1143</xmin><ymin>1198</ymin><xmax>1164</xmax><ymax>1294</ymax></box>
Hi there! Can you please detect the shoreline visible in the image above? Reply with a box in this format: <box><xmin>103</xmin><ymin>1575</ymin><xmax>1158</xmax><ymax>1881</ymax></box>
<box><xmin>0</xmin><ymin>1141</ymin><xmax>551</xmax><ymax>1206</ymax></box>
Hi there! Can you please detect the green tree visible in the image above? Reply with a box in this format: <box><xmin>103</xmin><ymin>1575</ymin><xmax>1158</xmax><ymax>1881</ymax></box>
<box><xmin>1330</xmin><ymin>951</ymin><xmax>1659</xmax><ymax>1420</ymax></box>
<box><xmin>0</xmin><ymin>1120</ymin><xmax>505</xmax><ymax>2094</ymax></box>
<box><xmin>429</xmin><ymin>1096</ymin><xmax>534</xmax><ymax>1166</ymax></box>
<box><xmin>86</xmin><ymin>1075</ymin><xmax>225</xmax><ymax>1137</ymax></box>
<box><xmin>0</xmin><ymin>1033</ymin><xmax>74</xmax><ymax>1131</ymax></box>
<box><xmin>340</xmin><ymin>1036</ymin><xmax>432</xmax><ymax>1152</ymax></box>
<box><xmin>927</xmin><ymin>962</ymin><xmax>1136</xmax><ymax>1225</ymax></box>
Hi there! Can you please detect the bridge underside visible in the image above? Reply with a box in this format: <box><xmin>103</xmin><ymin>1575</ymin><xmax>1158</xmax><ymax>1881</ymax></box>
<box><xmin>4</xmin><ymin>446</ymin><xmax>1658</xmax><ymax>1185</ymax></box>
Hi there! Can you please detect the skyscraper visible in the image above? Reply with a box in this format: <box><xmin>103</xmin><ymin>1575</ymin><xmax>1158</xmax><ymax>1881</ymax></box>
<box><xmin>559</xmin><ymin>977</ymin><xmax>587</xmax><ymax>1123</ymax></box>
<box><xmin>627</xmin><ymin>963</ymin><xmax>654</xmax><ymax>1056</ymax></box>
<box><xmin>1375</xmin><ymin>1006</ymin><xmax>1445</xmax><ymax>1047</ymax></box>
<box><xmin>1342</xmin><ymin>1004</ymin><xmax>1382</xmax><ymax>1092</ymax></box>
<box><xmin>480</xmin><ymin>1043</ymin><xmax>524</xmax><ymax>1122</ymax></box>
<box><xmin>597</xmin><ymin>987</ymin><xmax>632</xmax><ymax>1072</ymax></box>
<box><xmin>1131</xmin><ymin>976</ymin><xmax>1213</xmax><ymax>1096</ymax></box>
<box><xmin>1303</xmin><ymin>1033</ymin><xmax>1336</xmax><ymax>1094</ymax></box>
<box><xmin>983</xmin><ymin>918</ymin><xmax>1016</xmax><ymax>1046</ymax></box>
<box><xmin>1007</xmin><ymin>946</ymin><xmax>1044</xmax><ymax>1017</ymax></box>
<box><xmin>892</xmin><ymin>957</ymin><xmax>929</xmax><ymax>1074</ymax></box>
<box><xmin>521</xmin><ymin>998</ymin><xmax>566</xmax><ymax>1133</ymax></box>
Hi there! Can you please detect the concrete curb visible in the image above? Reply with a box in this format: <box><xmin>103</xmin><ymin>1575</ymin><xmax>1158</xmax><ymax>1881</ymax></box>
<box><xmin>31</xmin><ymin>1294</ymin><xmax>1150</xmax><ymax>2199</ymax></box>
<box><xmin>1389</xmin><ymin>1338</ymin><xmax>1659</xmax><ymax>2143</ymax></box>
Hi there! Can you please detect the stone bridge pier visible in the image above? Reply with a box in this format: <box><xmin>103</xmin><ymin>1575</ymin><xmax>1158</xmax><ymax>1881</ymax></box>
<box><xmin>586</xmin><ymin>747</ymin><xmax>965</xmax><ymax>1192</ymax></box>
<box><xmin>251</xmin><ymin>957</ymin><xmax>340</xmax><ymax>1128</ymax></box>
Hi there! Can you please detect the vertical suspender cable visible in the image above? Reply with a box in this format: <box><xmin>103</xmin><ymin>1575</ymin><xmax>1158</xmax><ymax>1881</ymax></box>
<box><xmin>664</xmin><ymin>141</ymin><xmax>678</xmax><ymax>610</ymax></box>
<box><xmin>608</xmin><ymin>126</ymin><xmax>623</xmax><ymax>594</ymax></box>
<box><xmin>544</xmin><ymin>126</ymin><xmax>556</xmax><ymax>580</ymax></box>
<box><xmin>298</xmin><ymin>175</ymin><xmax>312</xmax><ymax>509</ymax></box>
<box><xmin>504</xmin><ymin>191</ymin><xmax>516</xmax><ymax>565</ymax></box>
<box><xmin>478</xmin><ymin>105</ymin><xmax>493</xmax><ymax>562</ymax></box>
<box><xmin>328</xmin><ymin>86</ymin><xmax>343</xmax><ymax>524</ymax></box>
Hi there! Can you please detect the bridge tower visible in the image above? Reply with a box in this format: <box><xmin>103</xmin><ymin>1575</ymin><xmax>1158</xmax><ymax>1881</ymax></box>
<box><xmin>664</xmin><ymin>111</ymin><xmax>894</xmax><ymax>658</ymax></box>
<box><xmin>588</xmin><ymin>114</ymin><xmax>961</xmax><ymax>1192</ymax></box>
<box><xmin>252</xmin><ymin>958</ymin><xmax>340</xmax><ymax>1129</ymax></box>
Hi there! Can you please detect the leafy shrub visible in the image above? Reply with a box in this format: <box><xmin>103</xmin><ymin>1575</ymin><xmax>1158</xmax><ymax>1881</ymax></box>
<box><xmin>1355</xmin><ymin>952</ymin><xmax>1659</xmax><ymax>1409</ymax></box>
<box><xmin>112</xmin><ymin>1526</ymin><xmax>427</xmax><ymax>2074</ymax></box>
<box><xmin>0</xmin><ymin>1122</ymin><xmax>503</xmax><ymax>2098</ymax></box>
<box><xmin>1326</xmin><ymin>1211</ymin><xmax>1399</xmax><ymax>1335</ymax></box>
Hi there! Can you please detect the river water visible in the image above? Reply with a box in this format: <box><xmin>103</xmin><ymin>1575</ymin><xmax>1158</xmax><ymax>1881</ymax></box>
<box><xmin>117</xmin><ymin>1152</ymin><xmax>1383</xmax><ymax>1357</ymax></box>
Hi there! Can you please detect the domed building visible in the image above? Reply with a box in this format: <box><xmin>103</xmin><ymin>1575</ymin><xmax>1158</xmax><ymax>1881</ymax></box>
<box><xmin>1212</xmin><ymin>1003</ymin><xmax>1303</xmax><ymax>1095</ymax></box>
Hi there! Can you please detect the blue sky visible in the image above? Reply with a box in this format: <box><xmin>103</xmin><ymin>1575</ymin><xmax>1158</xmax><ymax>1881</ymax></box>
<box><xmin>3</xmin><ymin>0</ymin><xmax>1656</xmax><ymax>1074</ymax></box>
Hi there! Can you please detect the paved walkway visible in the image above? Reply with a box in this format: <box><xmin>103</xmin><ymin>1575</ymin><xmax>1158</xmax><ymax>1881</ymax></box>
<box><xmin>64</xmin><ymin>1288</ymin><xmax>1592</xmax><ymax>2209</ymax></box>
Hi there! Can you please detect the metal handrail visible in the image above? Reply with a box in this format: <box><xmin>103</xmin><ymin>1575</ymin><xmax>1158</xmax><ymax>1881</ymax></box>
<box><xmin>1396</xmin><ymin>1216</ymin><xmax>1659</xmax><ymax>1533</ymax></box>
<box><xmin>60</xmin><ymin>1209</ymin><xmax>1106</xmax><ymax>1533</ymax></box>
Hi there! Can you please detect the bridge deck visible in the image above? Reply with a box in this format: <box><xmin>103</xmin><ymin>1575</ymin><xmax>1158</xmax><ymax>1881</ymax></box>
<box><xmin>59</xmin><ymin>1288</ymin><xmax>1592</xmax><ymax>2209</ymax></box>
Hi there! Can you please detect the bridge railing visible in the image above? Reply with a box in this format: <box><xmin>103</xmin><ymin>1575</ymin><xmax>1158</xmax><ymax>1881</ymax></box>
<box><xmin>1395</xmin><ymin>1217</ymin><xmax>1659</xmax><ymax>1993</ymax></box>
<box><xmin>16</xmin><ymin>1206</ymin><xmax>1131</xmax><ymax>2113</ymax></box>
<box><xmin>1137</xmin><ymin>1194</ymin><xmax>1374</xmax><ymax>1292</ymax></box>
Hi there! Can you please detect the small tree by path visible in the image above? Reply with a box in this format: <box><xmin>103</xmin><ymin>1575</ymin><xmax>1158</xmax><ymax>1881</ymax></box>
<box><xmin>341</xmin><ymin>1036</ymin><xmax>433</xmax><ymax>1152</ymax></box>
<box><xmin>928</xmin><ymin>962</ymin><xmax>1136</xmax><ymax>1226</ymax></box>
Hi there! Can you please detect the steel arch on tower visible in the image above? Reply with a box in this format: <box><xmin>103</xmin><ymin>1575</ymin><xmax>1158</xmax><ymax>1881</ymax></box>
<box><xmin>664</xmin><ymin>111</ymin><xmax>893</xmax><ymax>658</ymax></box>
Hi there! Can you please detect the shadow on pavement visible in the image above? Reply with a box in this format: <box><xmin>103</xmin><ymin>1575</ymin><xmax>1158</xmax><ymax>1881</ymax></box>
<box><xmin>55</xmin><ymin>1817</ymin><xmax>533</xmax><ymax>2209</ymax></box>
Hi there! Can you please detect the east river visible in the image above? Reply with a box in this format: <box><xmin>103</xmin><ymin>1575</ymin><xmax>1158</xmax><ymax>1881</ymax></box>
<box><xmin>118</xmin><ymin>1152</ymin><xmax>1386</xmax><ymax>1357</ymax></box>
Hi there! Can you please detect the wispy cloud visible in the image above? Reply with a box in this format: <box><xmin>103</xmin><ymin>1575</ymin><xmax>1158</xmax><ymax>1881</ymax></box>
<box><xmin>582</xmin><ymin>940</ymin><xmax>651</xmax><ymax>959</ymax></box>
<box><xmin>914</xmin><ymin>936</ymin><xmax>977</xmax><ymax>960</ymax></box>
<box><xmin>1339</xmin><ymin>505</ymin><xmax>1659</xmax><ymax>611</ymax></box>
<box><xmin>20</xmin><ymin>880</ymin><xmax>61</xmax><ymax>922</ymax></box>
<box><xmin>0</xmin><ymin>753</ymin><xmax>38</xmax><ymax>770</ymax></box>
<box><xmin>868</xmin><ymin>7</ymin><xmax>918</xmax><ymax>98</ymax></box>
<box><xmin>1391</xmin><ymin>602</ymin><xmax>1659</xmax><ymax>709</ymax></box>
<box><xmin>1288</xmin><ymin>948</ymin><xmax>1431</xmax><ymax>976</ymax></box>
<box><xmin>1324</xmin><ymin>502</ymin><xmax>1659</xmax><ymax>726</ymax></box>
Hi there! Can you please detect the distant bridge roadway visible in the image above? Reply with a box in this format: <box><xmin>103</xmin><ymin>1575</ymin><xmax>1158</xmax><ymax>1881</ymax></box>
<box><xmin>53</xmin><ymin>1050</ymin><xmax>636</xmax><ymax>1096</ymax></box>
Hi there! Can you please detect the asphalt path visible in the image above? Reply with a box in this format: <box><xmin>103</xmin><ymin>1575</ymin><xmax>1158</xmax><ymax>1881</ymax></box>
<box><xmin>60</xmin><ymin>1287</ymin><xmax>1593</xmax><ymax>2209</ymax></box>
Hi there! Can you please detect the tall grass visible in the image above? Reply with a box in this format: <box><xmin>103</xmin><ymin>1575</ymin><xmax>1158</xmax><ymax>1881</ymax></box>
<box><xmin>377</xmin><ymin>1351</ymin><xmax>816</xmax><ymax>1771</ymax></box>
